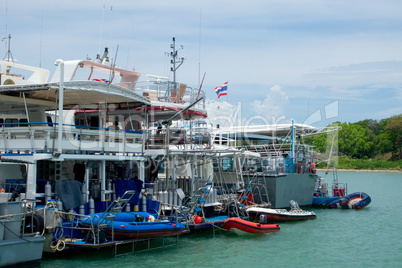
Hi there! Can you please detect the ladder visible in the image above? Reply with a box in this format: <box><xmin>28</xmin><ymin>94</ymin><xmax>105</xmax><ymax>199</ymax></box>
<box><xmin>92</xmin><ymin>190</ymin><xmax>136</xmax><ymax>243</ymax></box>
<box><xmin>242</xmin><ymin>172</ymin><xmax>270</xmax><ymax>207</ymax></box>
<box><xmin>188</xmin><ymin>182</ymin><xmax>214</xmax><ymax>215</ymax></box>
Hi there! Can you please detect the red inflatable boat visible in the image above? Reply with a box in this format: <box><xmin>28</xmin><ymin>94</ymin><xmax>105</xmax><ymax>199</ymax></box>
<box><xmin>223</xmin><ymin>217</ymin><xmax>280</xmax><ymax>234</ymax></box>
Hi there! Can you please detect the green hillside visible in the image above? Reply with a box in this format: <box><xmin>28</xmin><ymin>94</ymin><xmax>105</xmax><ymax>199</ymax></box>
<box><xmin>303</xmin><ymin>114</ymin><xmax>402</xmax><ymax>171</ymax></box>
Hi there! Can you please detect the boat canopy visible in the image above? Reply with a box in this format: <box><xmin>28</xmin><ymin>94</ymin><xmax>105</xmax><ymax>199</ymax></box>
<box><xmin>0</xmin><ymin>81</ymin><xmax>150</xmax><ymax>111</ymax></box>
<box><xmin>50</xmin><ymin>60</ymin><xmax>141</xmax><ymax>91</ymax></box>
<box><xmin>214</xmin><ymin>123</ymin><xmax>318</xmax><ymax>137</ymax></box>
<box><xmin>0</xmin><ymin>60</ymin><xmax>50</xmax><ymax>85</ymax></box>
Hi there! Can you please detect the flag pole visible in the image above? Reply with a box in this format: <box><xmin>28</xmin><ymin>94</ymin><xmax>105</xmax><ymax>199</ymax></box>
<box><xmin>196</xmin><ymin>72</ymin><xmax>206</xmax><ymax>101</ymax></box>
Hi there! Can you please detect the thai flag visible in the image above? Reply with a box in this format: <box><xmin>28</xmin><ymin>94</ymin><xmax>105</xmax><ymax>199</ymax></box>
<box><xmin>215</xmin><ymin>81</ymin><xmax>228</xmax><ymax>98</ymax></box>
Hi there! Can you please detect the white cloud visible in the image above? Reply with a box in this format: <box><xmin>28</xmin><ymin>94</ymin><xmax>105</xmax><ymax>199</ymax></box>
<box><xmin>251</xmin><ymin>85</ymin><xmax>289</xmax><ymax>119</ymax></box>
<box><xmin>2</xmin><ymin>0</ymin><xmax>402</xmax><ymax>125</ymax></box>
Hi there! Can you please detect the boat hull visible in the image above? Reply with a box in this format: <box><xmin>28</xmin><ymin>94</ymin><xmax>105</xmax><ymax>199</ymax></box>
<box><xmin>252</xmin><ymin>173</ymin><xmax>317</xmax><ymax>208</ymax></box>
<box><xmin>223</xmin><ymin>217</ymin><xmax>280</xmax><ymax>234</ymax></box>
<box><xmin>107</xmin><ymin>221</ymin><xmax>185</xmax><ymax>239</ymax></box>
<box><xmin>0</xmin><ymin>235</ymin><xmax>45</xmax><ymax>268</ymax></box>
<box><xmin>247</xmin><ymin>207</ymin><xmax>316</xmax><ymax>222</ymax></box>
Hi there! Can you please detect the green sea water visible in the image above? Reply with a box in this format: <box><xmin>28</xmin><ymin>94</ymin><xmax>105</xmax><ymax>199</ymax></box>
<box><xmin>41</xmin><ymin>171</ymin><xmax>402</xmax><ymax>267</ymax></box>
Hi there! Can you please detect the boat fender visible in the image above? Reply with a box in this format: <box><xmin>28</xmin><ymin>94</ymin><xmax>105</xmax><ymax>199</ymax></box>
<box><xmin>194</xmin><ymin>216</ymin><xmax>202</xmax><ymax>224</ymax></box>
<box><xmin>259</xmin><ymin>214</ymin><xmax>268</xmax><ymax>224</ymax></box>
<box><xmin>24</xmin><ymin>214</ymin><xmax>45</xmax><ymax>234</ymax></box>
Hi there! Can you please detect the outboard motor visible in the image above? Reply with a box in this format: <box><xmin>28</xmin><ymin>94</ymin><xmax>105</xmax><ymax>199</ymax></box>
<box><xmin>228</xmin><ymin>202</ymin><xmax>237</xmax><ymax>217</ymax></box>
<box><xmin>259</xmin><ymin>214</ymin><xmax>267</xmax><ymax>224</ymax></box>
<box><xmin>289</xmin><ymin>200</ymin><xmax>300</xmax><ymax>210</ymax></box>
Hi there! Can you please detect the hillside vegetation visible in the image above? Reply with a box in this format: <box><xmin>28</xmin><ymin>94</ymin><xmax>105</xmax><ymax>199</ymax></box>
<box><xmin>303</xmin><ymin>114</ymin><xmax>402</xmax><ymax>171</ymax></box>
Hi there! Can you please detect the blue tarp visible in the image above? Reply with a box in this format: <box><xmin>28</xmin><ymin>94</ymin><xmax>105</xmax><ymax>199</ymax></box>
<box><xmin>55</xmin><ymin>180</ymin><xmax>84</xmax><ymax>210</ymax></box>
<box><xmin>114</xmin><ymin>179</ymin><xmax>143</xmax><ymax>204</ymax></box>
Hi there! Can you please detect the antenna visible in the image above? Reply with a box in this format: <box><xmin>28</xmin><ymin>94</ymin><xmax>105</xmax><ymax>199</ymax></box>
<box><xmin>40</xmin><ymin>12</ymin><xmax>43</xmax><ymax>67</ymax></box>
<box><xmin>131</xmin><ymin>17</ymin><xmax>135</xmax><ymax>71</ymax></box>
<box><xmin>198</xmin><ymin>8</ymin><xmax>202</xmax><ymax>86</ymax></box>
<box><xmin>170</xmin><ymin>37</ymin><xmax>184</xmax><ymax>88</ymax></box>
<box><xmin>108</xmin><ymin>45</ymin><xmax>119</xmax><ymax>83</ymax></box>
<box><xmin>98</xmin><ymin>4</ymin><xmax>105</xmax><ymax>58</ymax></box>
<box><xmin>109</xmin><ymin>5</ymin><xmax>113</xmax><ymax>62</ymax></box>
<box><xmin>2</xmin><ymin>34</ymin><xmax>14</xmax><ymax>62</ymax></box>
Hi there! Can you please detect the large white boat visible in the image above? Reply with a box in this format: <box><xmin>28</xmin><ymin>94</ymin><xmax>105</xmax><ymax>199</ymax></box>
<box><xmin>0</xmin><ymin>38</ymin><xmax>241</xmax><ymax>251</ymax></box>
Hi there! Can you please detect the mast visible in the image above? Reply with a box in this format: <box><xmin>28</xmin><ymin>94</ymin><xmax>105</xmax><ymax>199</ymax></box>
<box><xmin>291</xmin><ymin>120</ymin><xmax>295</xmax><ymax>162</ymax></box>
<box><xmin>170</xmin><ymin>37</ymin><xmax>184</xmax><ymax>88</ymax></box>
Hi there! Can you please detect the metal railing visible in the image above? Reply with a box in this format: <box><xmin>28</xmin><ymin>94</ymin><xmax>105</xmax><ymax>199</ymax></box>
<box><xmin>0</xmin><ymin>122</ymin><xmax>145</xmax><ymax>155</ymax></box>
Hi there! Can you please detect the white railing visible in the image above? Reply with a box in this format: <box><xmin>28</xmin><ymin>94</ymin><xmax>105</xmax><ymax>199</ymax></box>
<box><xmin>135</xmin><ymin>80</ymin><xmax>206</xmax><ymax>108</ymax></box>
<box><xmin>0</xmin><ymin>123</ymin><xmax>145</xmax><ymax>155</ymax></box>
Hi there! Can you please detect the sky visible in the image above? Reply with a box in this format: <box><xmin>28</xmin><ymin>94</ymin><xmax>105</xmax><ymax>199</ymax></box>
<box><xmin>1</xmin><ymin>0</ymin><xmax>402</xmax><ymax>128</ymax></box>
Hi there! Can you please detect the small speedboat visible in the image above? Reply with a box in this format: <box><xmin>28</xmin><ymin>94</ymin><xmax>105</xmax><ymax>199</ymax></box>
<box><xmin>223</xmin><ymin>217</ymin><xmax>280</xmax><ymax>234</ymax></box>
<box><xmin>247</xmin><ymin>201</ymin><xmax>316</xmax><ymax>222</ymax></box>
<box><xmin>328</xmin><ymin>192</ymin><xmax>371</xmax><ymax>209</ymax></box>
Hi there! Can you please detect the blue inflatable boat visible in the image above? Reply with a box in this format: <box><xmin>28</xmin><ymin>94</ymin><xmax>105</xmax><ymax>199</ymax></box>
<box><xmin>81</xmin><ymin>212</ymin><xmax>185</xmax><ymax>239</ymax></box>
<box><xmin>328</xmin><ymin>192</ymin><xmax>371</xmax><ymax>209</ymax></box>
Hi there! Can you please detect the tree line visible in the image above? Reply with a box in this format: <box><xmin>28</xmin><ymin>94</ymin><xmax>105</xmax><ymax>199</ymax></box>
<box><xmin>304</xmin><ymin>114</ymin><xmax>402</xmax><ymax>161</ymax></box>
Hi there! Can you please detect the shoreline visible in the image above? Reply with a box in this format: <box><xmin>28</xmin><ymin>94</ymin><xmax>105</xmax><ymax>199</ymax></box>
<box><xmin>317</xmin><ymin>169</ymin><xmax>401</xmax><ymax>173</ymax></box>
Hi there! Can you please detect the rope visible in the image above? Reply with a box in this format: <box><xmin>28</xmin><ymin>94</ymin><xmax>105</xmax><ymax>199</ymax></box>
<box><xmin>50</xmin><ymin>238</ymin><xmax>66</xmax><ymax>251</ymax></box>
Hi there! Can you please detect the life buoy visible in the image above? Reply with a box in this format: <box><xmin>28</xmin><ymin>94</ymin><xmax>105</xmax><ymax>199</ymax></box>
<box><xmin>0</xmin><ymin>188</ymin><xmax>5</xmax><ymax>193</ymax></box>
<box><xmin>23</xmin><ymin>214</ymin><xmax>44</xmax><ymax>234</ymax></box>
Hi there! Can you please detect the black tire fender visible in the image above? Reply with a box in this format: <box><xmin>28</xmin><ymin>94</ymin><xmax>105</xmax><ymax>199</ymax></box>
<box><xmin>24</xmin><ymin>214</ymin><xmax>45</xmax><ymax>233</ymax></box>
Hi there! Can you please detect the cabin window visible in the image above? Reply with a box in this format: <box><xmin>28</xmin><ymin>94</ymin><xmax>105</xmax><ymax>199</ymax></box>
<box><xmin>222</xmin><ymin>157</ymin><xmax>234</xmax><ymax>172</ymax></box>
<box><xmin>19</xmin><ymin>118</ymin><xmax>29</xmax><ymax>126</ymax></box>
<box><xmin>5</xmin><ymin>118</ymin><xmax>18</xmax><ymax>127</ymax></box>
<box><xmin>47</xmin><ymin>116</ymin><xmax>53</xmax><ymax>126</ymax></box>
<box><xmin>0</xmin><ymin>118</ymin><xmax>3</xmax><ymax>124</ymax></box>
<box><xmin>213</xmin><ymin>158</ymin><xmax>219</xmax><ymax>171</ymax></box>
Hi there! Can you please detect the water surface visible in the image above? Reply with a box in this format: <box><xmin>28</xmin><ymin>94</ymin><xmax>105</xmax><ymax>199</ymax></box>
<box><xmin>42</xmin><ymin>171</ymin><xmax>402</xmax><ymax>267</ymax></box>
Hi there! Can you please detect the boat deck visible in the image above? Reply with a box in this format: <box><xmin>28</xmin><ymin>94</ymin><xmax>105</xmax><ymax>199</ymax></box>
<box><xmin>63</xmin><ymin>235</ymin><xmax>180</xmax><ymax>256</ymax></box>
